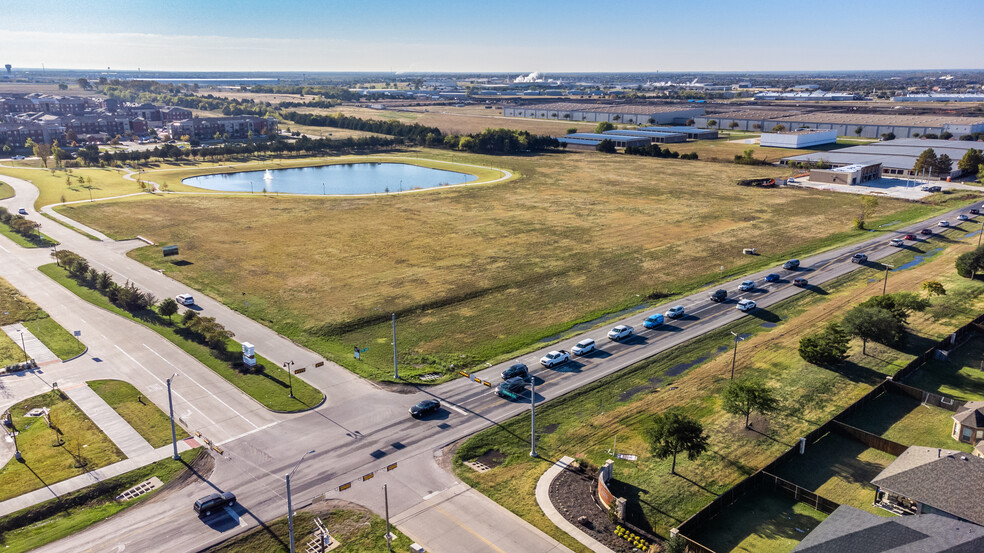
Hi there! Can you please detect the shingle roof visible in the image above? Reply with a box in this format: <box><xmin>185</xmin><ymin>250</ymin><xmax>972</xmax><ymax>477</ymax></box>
<box><xmin>794</xmin><ymin>505</ymin><xmax>984</xmax><ymax>553</ymax></box>
<box><xmin>871</xmin><ymin>446</ymin><xmax>984</xmax><ymax>525</ymax></box>
<box><xmin>953</xmin><ymin>402</ymin><xmax>984</xmax><ymax>428</ymax></box>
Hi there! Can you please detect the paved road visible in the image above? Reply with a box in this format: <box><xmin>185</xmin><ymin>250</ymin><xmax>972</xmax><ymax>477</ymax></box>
<box><xmin>1</xmin><ymin>168</ymin><xmax>980</xmax><ymax>552</ymax></box>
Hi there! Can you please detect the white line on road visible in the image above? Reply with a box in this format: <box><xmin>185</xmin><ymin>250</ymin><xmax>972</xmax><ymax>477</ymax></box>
<box><xmin>142</xmin><ymin>344</ymin><xmax>260</xmax><ymax>429</ymax></box>
<box><xmin>444</xmin><ymin>402</ymin><xmax>468</xmax><ymax>415</ymax></box>
<box><xmin>0</xmin><ymin>243</ymin><xmax>8</xmax><ymax>253</ymax></box>
<box><xmin>113</xmin><ymin>345</ymin><xmax>217</xmax><ymax>426</ymax></box>
<box><xmin>215</xmin><ymin>421</ymin><xmax>279</xmax><ymax>446</ymax></box>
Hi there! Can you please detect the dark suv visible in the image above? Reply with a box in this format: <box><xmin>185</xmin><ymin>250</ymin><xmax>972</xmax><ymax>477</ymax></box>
<box><xmin>495</xmin><ymin>377</ymin><xmax>526</xmax><ymax>399</ymax></box>
<box><xmin>194</xmin><ymin>491</ymin><xmax>236</xmax><ymax>517</ymax></box>
<box><xmin>500</xmin><ymin>363</ymin><xmax>529</xmax><ymax>381</ymax></box>
<box><xmin>709</xmin><ymin>289</ymin><xmax>727</xmax><ymax>303</ymax></box>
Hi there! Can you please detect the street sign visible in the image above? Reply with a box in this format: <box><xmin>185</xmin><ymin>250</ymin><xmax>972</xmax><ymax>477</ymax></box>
<box><xmin>362</xmin><ymin>472</ymin><xmax>374</xmax><ymax>481</ymax></box>
<box><xmin>338</xmin><ymin>482</ymin><xmax>351</xmax><ymax>491</ymax></box>
<box><xmin>294</xmin><ymin>367</ymin><xmax>306</xmax><ymax>374</ymax></box>
<box><xmin>315</xmin><ymin>361</ymin><xmax>324</xmax><ymax>368</ymax></box>
<box><xmin>162</xmin><ymin>245</ymin><xmax>179</xmax><ymax>257</ymax></box>
<box><xmin>387</xmin><ymin>462</ymin><xmax>398</xmax><ymax>471</ymax></box>
<box><xmin>73</xmin><ymin>330</ymin><xmax>81</xmax><ymax>337</ymax></box>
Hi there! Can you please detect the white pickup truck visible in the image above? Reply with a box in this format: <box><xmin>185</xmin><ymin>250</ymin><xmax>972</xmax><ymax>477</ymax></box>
<box><xmin>540</xmin><ymin>350</ymin><xmax>570</xmax><ymax>368</ymax></box>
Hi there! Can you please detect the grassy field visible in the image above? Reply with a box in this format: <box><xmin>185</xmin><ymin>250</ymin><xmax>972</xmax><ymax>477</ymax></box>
<box><xmin>204</xmin><ymin>500</ymin><xmax>413</xmax><ymax>553</ymax></box>
<box><xmin>774</xmin><ymin>433</ymin><xmax>896</xmax><ymax>516</ymax></box>
<box><xmin>0</xmin><ymin>275</ymin><xmax>85</xmax><ymax>363</ymax></box>
<box><xmin>905</xmin><ymin>337</ymin><xmax>984</xmax><ymax>401</ymax></box>
<box><xmin>677</xmin><ymin>139</ymin><xmax>817</xmax><ymax>164</ymax></box>
<box><xmin>0</xmin><ymin>181</ymin><xmax>13</xmax><ymax>200</ymax></box>
<box><xmin>0</xmin><ymin>166</ymin><xmax>144</xmax><ymax>208</ymax></box>
<box><xmin>50</xmin><ymin>148</ymin><xmax>979</xmax><ymax>382</ymax></box>
<box><xmin>693</xmin><ymin>489</ymin><xmax>827</xmax><ymax>553</ymax></box>
<box><xmin>88</xmin><ymin>379</ymin><xmax>185</xmax><ymax>448</ymax></box>
<box><xmin>39</xmin><ymin>263</ymin><xmax>324</xmax><ymax>412</ymax></box>
<box><xmin>450</xmin><ymin>225</ymin><xmax>984</xmax><ymax>543</ymax></box>
<box><xmin>840</xmin><ymin>391</ymin><xmax>974</xmax><ymax>453</ymax></box>
<box><xmin>0</xmin><ymin>390</ymin><xmax>124</xmax><ymax>502</ymax></box>
<box><xmin>0</xmin><ymin>448</ymin><xmax>202</xmax><ymax>553</ymax></box>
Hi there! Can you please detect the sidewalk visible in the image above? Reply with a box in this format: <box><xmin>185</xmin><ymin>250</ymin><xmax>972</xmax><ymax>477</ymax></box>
<box><xmin>0</xmin><ymin>440</ymin><xmax>194</xmax><ymax>517</ymax></box>
<box><xmin>2</xmin><ymin>323</ymin><xmax>59</xmax><ymax>365</ymax></box>
<box><xmin>63</xmin><ymin>383</ymin><xmax>156</xmax><ymax>458</ymax></box>
<box><xmin>535</xmin><ymin>456</ymin><xmax>616</xmax><ymax>553</ymax></box>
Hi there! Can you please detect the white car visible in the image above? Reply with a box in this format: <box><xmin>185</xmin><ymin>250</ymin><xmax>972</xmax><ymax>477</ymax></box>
<box><xmin>737</xmin><ymin>299</ymin><xmax>757</xmax><ymax>312</ymax></box>
<box><xmin>938</xmin><ymin>221</ymin><xmax>950</xmax><ymax>228</ymax></box>
<box><xmin>889</xmin><ymin>238</ymin><xmax>905</xmax><ymax>247</ymax></box>
<box><xmin>540</xmin><ymin>350</ymin><xmax>570</xmax><ymax>368</ymax></box>
<box><xmin>958</xmin><ymin>214</ymin><xmax>970</xmax><ymax>221</ymax></box>
<box><xmin>571</xmin><ymin>339</ymin><xmax>596</xmax><ymax>356</ymax></box>
<box><xmin>175</xmin><ymin>294</ymin><xmax>195</xmax><ymax>306</ymax></box>
<box><xmin>665</xmin><ymin>305</ymin><xmax>685</xmax><ymax>319</ymax></box>
<box><xmin>738</xmin><ymin>280</ymin><xmax>755</xmax><ymax>292</ymax></box>
<box><xmin>607</xmin><ymin>325</ymin><xmax>634</xmax><ymax>341</ymax></box>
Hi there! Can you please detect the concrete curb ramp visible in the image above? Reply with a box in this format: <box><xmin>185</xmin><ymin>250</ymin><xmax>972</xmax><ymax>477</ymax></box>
<box><xmin>535</xmin><ymin>456</ymin><xmax>617</xmax><ymax>553</ymax></box>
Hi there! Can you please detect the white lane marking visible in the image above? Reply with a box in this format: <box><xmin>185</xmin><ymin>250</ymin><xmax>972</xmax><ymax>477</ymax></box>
<box><xmin>0</xmin><ymin>243</ymin><xmax>9</xmax><ymax>253</ymax></box>
<box><xmin>113</xmin><ymin>345</ymin><xmax>216</xmax><ymax>426</ymax></box>
<box><xmin>422</xmin><ymin>490</ymin><xmax>444</xmax><ymax>501</ymax></box>
<box><xmin>215</xmin><ymin>421</ymin><xmax>279</xmax><ymax>446</ymax></box>
<box><xmin>142</xmin><ymin>344</ymin><xmax>260</xmax><ymax>429</ymax></box>
<box><xmin>444</xmin><ymin>402</ymin><xmax>468</xmax><ymax>415</ymax></box>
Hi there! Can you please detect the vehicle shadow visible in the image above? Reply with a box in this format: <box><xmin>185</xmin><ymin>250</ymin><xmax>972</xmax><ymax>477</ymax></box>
<box><xmin>659</xmin><ymin>324</ymin><xmax>684</xmax><ymax>332</ymax></box>
<box><xmin>676</xmin><ymin>314</ymin><xmax>699</xmax><ymax>322</ymax></box>
<box><xmin>551</xmin><ymin>361</ymin><xmax>585</xmax><ymax>373</ymax></box>
<box><xmin>201</xmin><ymin>506</ymin><xmax>244</xmax><ymax>532</ymax></box>
<box><xmin>804</xmin><ymin>284</ymin><xmax>828</xmax><ymax>295</ymax></box>
<box><xmin>418</xmin><ymin>409</ymin><xmax>451</xmax><ymax>421</ymax></box>
<box><xmin>577</xmin><ymin>349</ymin><xmax>612</xmax><ymax>360</ymax></box>
<box><xmin>617</xmin><ymin>334</ymin><xmax>649</xmax><ymax>346</ymax></box>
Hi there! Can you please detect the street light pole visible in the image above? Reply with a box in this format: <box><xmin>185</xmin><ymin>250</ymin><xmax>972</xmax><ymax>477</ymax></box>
<box><xmin>286</xmin><ymin>449</ymin><xmax>316</xmax><ymax>553</ymax></box>
<box><xmin>882</xmin><ymin>264</ymin><xmax>894</xmax><ymax>295</ymax></box>
<box><xmin>392</xmin><ymin>313</ymin><xmax>398</xmax><ymax>380</ymax></box>
<box><xmin>530</xmin><ymin>375</ymin><xmax>537</xmax><ymax>458</ymax></box>
<box><xmin>283</xmin><ymin>361</ymin><xmax>294</xmax><ymax>398</ymax></box>
<box><xmin>384</xmin><ymin>484</ymin><xmax>393</xmax><ymax>553</ymax></box>
<box><xmin>166</xmin><ymin>372</ymin><xmax>179</xmax><ymax>460</ymax></box>
<box><xmin>978</xmin><ymin>219</ymin><xmax>983</xmax><ymax>249</ymax></box>
<box><xmin>730</xmin><ymin>331</ymin><xmax>743</xmax><ymax>380</ymax></box>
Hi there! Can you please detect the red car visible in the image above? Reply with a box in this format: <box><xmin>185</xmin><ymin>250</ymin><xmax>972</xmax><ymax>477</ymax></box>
<box><xmin>904</xmin><ymin>233</ymin><xmax>917</xmax><ymax>241</ymax></box>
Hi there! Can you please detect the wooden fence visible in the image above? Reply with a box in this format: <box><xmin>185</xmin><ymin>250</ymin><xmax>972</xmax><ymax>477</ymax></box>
<box><xmin>831</xmin><ymin>421</ymin><xmax>908</xmax><ymax>456</ymax></box>
<box><xmin>886</xmin><ymin>379</ymin><xmax>964</xmax><ymax>412</ymax></box>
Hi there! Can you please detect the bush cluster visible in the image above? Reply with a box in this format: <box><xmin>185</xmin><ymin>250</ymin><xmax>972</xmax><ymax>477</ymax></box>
<box><xmin>614</xmin><ymin>525</ymin><xmax>649</xmax><ymax>550</ymax></box>
<box><xmin>0</xmin><ymin>207</ymin><xmax>48</xmax><ymax>244</ymax></box>
<box><xmin>56</xmin><ymin>250</ymin><xmax>157</xmax><ymax>312</ymax></box>
<box><xmin>624</xmin><ymin>143</ymin><xmax>698</xmax><ymax>160</ymax></box>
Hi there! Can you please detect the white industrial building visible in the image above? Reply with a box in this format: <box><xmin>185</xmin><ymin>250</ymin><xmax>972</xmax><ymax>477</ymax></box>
<box><xmin>760</xmin><ymin>129</ymin><xmax>837</xmax><ymax>149</ymax></box>
<box><xmin>694</xmin><ymin>110</ymin><xmax>984</xmax><ymax>139</ymax></box>
<box><xmin>782</xmin><ymin>138</ymin><xmax>980</xmax><ymax>180</ymax></box>
<box><xmin>893</xmin><ymin>94</ymin><xmax>984</xmax><ymax>102</ymax></box>
<box><xmin>503</xmin><ymin>102</ymin><xmax>703</xmax><ymax>125</ymax></box>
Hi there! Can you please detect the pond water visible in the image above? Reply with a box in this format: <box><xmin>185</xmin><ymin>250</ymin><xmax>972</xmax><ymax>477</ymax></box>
<box><xmin>182</xmin><ymin>162</ymin><xmax>476</xmax><ymax>195</ymax></box>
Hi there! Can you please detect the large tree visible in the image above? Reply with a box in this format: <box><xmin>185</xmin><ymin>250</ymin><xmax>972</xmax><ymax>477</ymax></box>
<box><xmin>644</xmin><ymin>412</ymin><xmax>709</xmax><ymax>474</ymax></box>
<box><xmin>842</xmin><ymin>306</ymin><xmax>903</xmax><ymax>354</ymax></box>
<box><xmin>936</xmin><ymin>154</ymin><xmax>953</xmax><ymax>176</ymax></box>
<box><xmin>722</xmin><ymin>379</ymin><xmax>780</xmax><ymax>428</ymax></box>
<box><xmin>595</xmin><ymin>121</ymin><xmax>615</xmax><ymax>133</ymax></box>
<box><xmin>956</xmin><ymin>247</ymin><xmax>984</xmax><ymax>279</ymax></box>
<box><xmin>958</xmin><ymin>148</ymin><xmax>983</xmax><ymax>174</ymax></box>
<box><xmin>799</xmin><ymin>322</ymin><xmax>850</xmax><ymax>366</ymax></box>
<box><xmin>913</xmin><ymin>148</ymin><xmax>939</xmax><ymax>176</ymax></box>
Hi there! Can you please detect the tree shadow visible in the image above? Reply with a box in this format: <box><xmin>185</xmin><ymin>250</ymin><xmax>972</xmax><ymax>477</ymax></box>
<box><xmin>826</xmin><ymin>359</ymin><xmax>886</xmax><ymax>385</ymax></box>
<box><xmin>608</xmin><ymin>480</ymin><xmax>659</xmax><ymax>533</ymax></box>
<box><xmin>749</xmin><ymin>309</ymin><xmax>781</xmax><ymax>324</ymax></box>
<box><xmin>675</xmin><ymin>470</ymin><xmax>718</xmax><ymax>496</ymax></box>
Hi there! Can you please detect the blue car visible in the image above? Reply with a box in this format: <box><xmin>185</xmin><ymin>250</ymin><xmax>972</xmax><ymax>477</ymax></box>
<box><xmin>764</xmin><ymin>273</ymin><xmax>780</xmax><ymax>283</ymax></box>
<box><xmin>644</xmin><ymin>313</ymin><xmax>665</xmax><ymax>329</ymax></box>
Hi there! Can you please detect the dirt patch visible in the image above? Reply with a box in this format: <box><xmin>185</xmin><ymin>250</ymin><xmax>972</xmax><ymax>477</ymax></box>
<box><xmin>475</xmin><ymin>449</ymin><xmax>506</xmax><ymax>469</ymax></box>
<box><xmin>152</xmin><ymin>448</ymin><xmax>215</xmax><ymax>501</ymax></box>
<box><xmin>549</xmin><ymin>465</ymin><xmax>659</xmax><ymax>553</ymax></box>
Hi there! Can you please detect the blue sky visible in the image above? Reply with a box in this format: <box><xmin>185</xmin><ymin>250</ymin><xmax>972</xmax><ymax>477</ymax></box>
<box><xmin>1</xmin><ymin>0</ymin><xmax>981</xmax><ymax>72</ymax></box>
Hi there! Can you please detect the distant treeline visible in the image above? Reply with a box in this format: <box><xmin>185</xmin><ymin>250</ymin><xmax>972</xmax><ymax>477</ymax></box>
<box><xmin>624</xmin><ymin>143</ymin><xmax>698</xmax><ymax>160</ymax></box>
<box><xmin>285</xmin><ymin>111</ymin><xmax>444</xmax><ymax>145</ymax></box>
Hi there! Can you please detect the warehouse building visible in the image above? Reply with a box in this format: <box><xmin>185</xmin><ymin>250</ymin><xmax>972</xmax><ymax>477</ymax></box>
<box><xmin>694</xmin><ymin>110</ymin><xmax>984</xmax><ymax>139</ymax></box>
<box><xmin>893</xmin><ymin>94</ymin><xmax>984</xmax><ymax>102</ymax></box>
<box><xmin>504</xmin><ymin>102</ymin><xmax>703</xmax><ymax>125</ymax></box>
<box><xmin>782</xmin><ymin>139</ymin><xmax>980</xmax><ymax>180</ymax></box>
<box><xmin>760</xmin><ymin>129</ymin><xmax>837</xmax><ymax>149</ymax></box>
<box><xmin>809</xmin><ymin>163</ymin><xmax>882</xmax><ymax>185</ymax></box>
<box><xmin>557</xmin><ymin>133</ymin><xmax>650</xmax><ymax>150</ymax></box>
<box><xmin>753</xmin><ymin>91</ymin><xmax>859</xmax><ymax>101</ymax></box>
<box><xmin>639</xmin><ymin>126</ymin><xmax>718</xmax><ymax>139</ymax></box>
<box><xmin>603</xmin><ymin>129</ymin><xmax>687</xmax><ymax>144</ymax></box>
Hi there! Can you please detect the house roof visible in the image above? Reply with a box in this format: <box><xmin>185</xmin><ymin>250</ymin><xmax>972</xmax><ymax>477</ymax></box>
<box><xmin>954</xmin><ymin>402</ymin><xmax>984</xmax><ymax>428</ymax></box>
<box><xmin>871</xmin><ymin>446</ymin><xmax>984</xmax><ymax>525</ymax></box>
<box><xmin>793</xmin><ymin>505</ymin><xmax>984</xmax><ymax>553</ymax></box>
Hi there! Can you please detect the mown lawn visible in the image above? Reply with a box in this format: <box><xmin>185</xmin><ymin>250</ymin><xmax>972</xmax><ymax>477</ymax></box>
<box><xmin>0</xmin><ymin>391</ymin><xmax>124</xmax><ymax>502</ymax></box>
<box><xmin>52</xmin><ymin>148</ymin><xmax>978</xmax><ymax>382</ymax></box>
<box><xmin>0</xmin><ymin>275</ymin><xmax>85</xmax><ymax>362</ymax></box>
<box><xmin>39</xmin><ymin>263</ymin><xmax>324</xmax><ymax>412</ymax></box>
<box><xmin>88</xmin><ymin>379</ymin><xmax>185</xmax><ymax>448</ymax></box>
<box><xmin>0</xmin><ymin>166</ymin><xmax>144</xmax><ymax>208</ymax></box>
<box><xmin>0</xmin><ymin>219</ymin><xmax>58</xmax><ymax>248</ymax></box>
<box><xmin>840</xmin><ymin>391</ymin><xmax>974</xmax><ymax>453</ymax></box>
<box><xmin>0</xmin><ymin>181</ymin><xmax>13</xmax><ymax>200</ymax></box>
<box><xmin>0</xmin><ymin>448</ymin><xmax>202</xmax><ymax>553</ymax></box>
<box><xmin>693</xmin><ymin>489</ymin><xmax>827</xmax><ymax>553</ymax></box>
<box><xmin>905</xmin><ymin>336</ymin><xmax>984</xmax><ymax>401</ymax></box>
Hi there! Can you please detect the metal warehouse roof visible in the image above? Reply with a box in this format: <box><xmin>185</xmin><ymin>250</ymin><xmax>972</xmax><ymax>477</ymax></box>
<box><xmin>515</xmin><ymin>102</ymin><xmax>697</xmax><ymax>115</ymax></box>
<box><xmin>557</xmin><ymin>137</ymin><xmax>604</xmax><ymax>145</ymax></box>
<box><xmin>783</xmin><ymin>152</ymin><xmax>916</xmax><ymax>171</ymax></box>
<box><xmin>604</xmin><ymin>130</ymin><xmax>682</xmax><ymax>138</ymax></box>
<box><xmin>566</xmin><ymin>133</ymin><xmax>649</xmax><ymax>141</ymax></box>
<box><xmin>640</xmin><ymin>126</ymin><xmax>717</xmax><ymax>134</ymax></box>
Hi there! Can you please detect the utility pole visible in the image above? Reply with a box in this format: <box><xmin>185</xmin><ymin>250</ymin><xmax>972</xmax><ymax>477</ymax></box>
<box><xmin>392</xmin><ymin>313</ymin><xmax>398</xmax><ymax>379</ymax></box>
<box><xmin>384</xmin><ymin>484</ymin><xmax>393</xmax><ymax>553</ymax></box>
<box><xmin>166</xmin><ymin>373</ymin><xmax>179</xmax><ymax>460</ymax></box>
<box><xmin>730</xmin><ymin>331</ymin><xmax>744</xmax><ymax>380</ymax></box>
<box><xmin>530</xmin><ymin>375</ymin><xmax>537</xmax><ymax>458</ymax></box>
<box><xmin>978</xmin><ymin>219</ymin><xmax>983</xmax><ymax>249</ymax></box>
<box><xmin>882</xmin><ymin>264</ymin><xmax>894</xmax><ymax>295</ymax></box>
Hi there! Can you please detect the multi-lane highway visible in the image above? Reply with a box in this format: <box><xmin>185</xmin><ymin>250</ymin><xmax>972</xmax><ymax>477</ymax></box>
<box><xmin>1</xmin><ymin>168</ymin><xmax>979</xmax><ymax>552</ymax></box>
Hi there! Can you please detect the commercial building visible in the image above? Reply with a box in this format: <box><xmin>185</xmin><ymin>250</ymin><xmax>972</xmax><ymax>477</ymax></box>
<box><xmin>809</xmin><ymin>162</ymin><xmax>882</xmax><ymax>185</ymax></box>
<box><xmin>603</xmin><ymin>129</ymin><xmax>687</xmax><ymax>144</ymax></box>
<box><xmin>893</xmin><ymin>94</ymin><xmax>984</xmax><ymax>102</ymax></box>
<box><xmin>503</xmin><ymin>102</ymin><xmax>703</xmax><ymax>125</ymax></box>
<box><xmin>639</xmin><ymin>126</ymin><xmax>718</xmax><ymax>139</ymax></box>
<box><xmin>557</xmin><ymin>133</ymin><xmax>650</xmax><ymax>150</ymax></box>
<box><xmin>694</xmin><ymin>110</ymin><xmax>984</xmax><ymax>139</ymax></box>
<box><xmin>754</xmin><ymin>91</ymin><xmax>858</xmax><ymax>101</ymax></box>
<box><xmin>783</xmin><ymin>138</ymin><xmax>981</xmax><ymax>179</ymax></box>
<box><xmin>760</xmin><ymin>129</ymin><xmax>837</xmax><ymax>149</ymax></box>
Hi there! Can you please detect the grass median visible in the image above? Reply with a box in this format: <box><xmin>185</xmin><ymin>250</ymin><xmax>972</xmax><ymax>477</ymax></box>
<box><xmin>0</xmin><ymin>181</ymin><xmax>13</xmax><ymax>200</ymax></box>
<box><xmin>0</xmin><ymin>275</ymin><xmax>85</xmax><ymax>363</ymax></box>
<box><xmin>88</xmin><ymin>379</ymin><xmax>187</xmax><ymax>448</ymax></box>
<box><xmin>0</xmin><ymin>220</ymin><xmax>58</xmax><ymax>248</ymax></box>
<box><xmin>0</xmin><ymin>448</ymin><xmax>204</xmax><ymax>553</ymax></box>
<box><xmin>39</xmin><ymin>263</ymin><xmax>324</xmax><ymax>412</ymax></box>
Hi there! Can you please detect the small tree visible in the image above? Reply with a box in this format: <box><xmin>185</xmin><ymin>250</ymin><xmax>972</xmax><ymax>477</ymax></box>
<box><xmin>729</xmin><ymin>121</ymin><xmax>739</xmax><ymax>130</ymax></box>
<box><xmin>596</xmin><ymin>139</ymin><xmax>617</xmax><ymax>154</ymax></box>
<box><xmin>913</xmin><ymin>148</ymin><xmax>939</xmax><ymax>175</ymax></box>
<box><xmin>842</xmin><ymin>306</ymin><xmax>903</xmax><ymax>354</ymax></box>
<box><xmin>595</xmin><ymin>121</ymin><xmax>615</xmax><ymax>133</ymax></box>
<box><xmin>722</xmin><ymin>379</ymin><xmax>780</xmax><ymax>428</ymax></box>
<box><xmin>854</xmin><ymin>126</ymin><xmax>864</xmax><ymax>138</ymax></box>
<box><xmin>566</xmin><ymin>128</ymin><xmax>577</xmax><ymax>135</ymax></box>
<box><xmin>922</xmin><ymin>281</ymin><xmax>946</xmax><ymax>296</ymax></box>
<box><xmin>752</xmin><ymin>123</ymin><xmax>762</xmax><ymax>131</ymax></box>
<box><xmin>855</xmin><ymin>195</ymin><xmax>879</xmax><ymax>230</ymax></box>
<box><xmin>935</xmin><ymin>154</ymin><xmax>953</xmax><ymax>176</ymax></box>
<box><xmin>957</xmin><ymin>148</ymin><xmax>982</xmax><ymax>173</ymax></box>
<box><xmin>707</xmin><ymin>120</ymin><xmax>718</xmax><ymax>129</ymax></box>
<box><xmin>159</xmin><ymin>298</ymin><xmax>179</xmax><ymax>321</ymax></box>
<box><xmin>644</xmin><ymin>412</ymin><xmax>709</xmax><ymax>474</ymax></box>
<box><xmin>955</xmin><ymin>247</ymin><xmax>984</xmax><ymax>279</ymax></box>
<box><xmin>772</xmin><ymin>124</ymin><xmax>786</xmax><ymax>132</ymax></box>
<box><xmin>665</xmin><ymin>535</ymin><xmax>688</xmax><ymax>553</ymax></box>
<box><xmin>799</xmin><ymin>322</ymin><xmax>850</xmax><ymax>366</ymax></box>
<box><xmin>181</xmin><ymin>308</ymin><xmax>198</xmax><ymax>326</ymax></box>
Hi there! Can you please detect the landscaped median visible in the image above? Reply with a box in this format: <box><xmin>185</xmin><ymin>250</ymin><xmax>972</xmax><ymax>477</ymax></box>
<box><xmin>0</xmin><ymin>447</ymin><xmax>204</xmax><ymax>553</ymax></box>
<box><xmin>88</xmin><ymin>379</ymin><xmax>188</xmax><ymax>448</ymax></box>
<box><xmin>0</xmin><ymin>276</ymin><xmax>85</xmax><ymax>365</ymax></box>
<box><xmin>39</xmin><ymin>260</ymin><xmax>324</xmax><ymax>412</ymax></box>
<box><xmin>0</xmin><ymin>207</ymin><xmax>58</xmax><ymax>248</ymax></box>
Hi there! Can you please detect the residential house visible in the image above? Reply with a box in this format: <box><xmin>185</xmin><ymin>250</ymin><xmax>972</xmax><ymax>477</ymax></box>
<box><xmin>872</xmin><ymin>446</ymin><xmax>984</xmax><ymax>525</ymax></box>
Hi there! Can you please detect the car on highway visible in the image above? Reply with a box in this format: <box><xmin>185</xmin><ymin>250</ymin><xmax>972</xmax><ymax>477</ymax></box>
<box><xmin>409</xmin><ymin>399</ymin><xmax>441</xmax><ymax>418</ymax></box>
<box><xmin>175</xmin><ymin>294</ymin><xmax>195</xmax><ymax>306</ymax></box>
<box><xmin>920</xmin><ymin>228</ymin><xmax>933</xmax><ymax>235</ymax></box>
<box><xmin>17</xmin><ymin>208</ymin><xmax>27</xmax><ymax>215</ymax></box>
<box><xmin>736</xmin><ymin>299</ymin><xmax>757</xmax><ymax>312</ymax></box>
<box><xmin>500</xmin><ymin>363</ymin><xmax>529</xmax><ymax>381</ymax></box>
<box><xmin>764</xmin><ymin>273</ymin><xmax>780</xmax><ymax>283</ymax></box>
<box><xmin>851</xmin><ymin>253</ymin><xmax>868</xmax><ymax>264</ymax></box>
<box><xmin>958</xmin><ymin>214</ymin><xmax>970</xmax><ymax>221</ymax></box>
<box><xmin>783</xmin><ymin>259</ymin><xmax>800</xmax><ymax>270</ymax></box>
<box><xmin>608</xmin><ymin>325</ymin><xmax>634</xmax><ymax>341</ymax></box>
<box><xmin>939</xmin><ymin>221</ymin><xmax>950</xmax><ymax>228</ymax></box>
<box><xmin>540</xmin><ymin>350</ymin><xmax>570</xmax><ymax>368</ymax></box>
<box><xmin>793</xmin><ymin>278</ymin><xmax>809</xmax><ymax>287</ymax></box>
<box><xmin>665</xmin><ymin>305</ymin><xmax>685</xmax><ymax>319</ymax></box>
<box><xmin>738</xmin><ymin>280</ymin><xmax>755</xmax><ymax>292</ymax></box>
<box><xmin>571</xmin><ymin>339</ymin><xmax>596</xmax><ymax>356</ymax></box>
<box><xmin>889</xmin><ymin>238</ymin><xmax>905</xmax><ymax>247</ymax></box>
<box><xmin>972</xmin><ymin>209</ymin><xmax>981</xmax><ymax>215</ymax></box>
<box><xmin>904</xmin><ymin>234</ymin><xmax>917</xmax><ymax>241</ymax></box>
<box><xmin>709</xmin><ymin>289</ymin><xmax>728</xmax><ymax>303</ymax></box>
<box><xmin>494</xmin><ymin>377</ymin><xmax>526</xmax><ymax>399</ymax></box>
<box><xmin>194</xmin><ymin>492</ymin><xmax>236</xmax><ymax>517</ymax></box>
<box><xmin>643</xmin><ymin>313</ymin><xmax>665</xmax><ymax>329</ymax></box>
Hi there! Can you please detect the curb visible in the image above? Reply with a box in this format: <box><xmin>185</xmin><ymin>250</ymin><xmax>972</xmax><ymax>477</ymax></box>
<box><xmin>61</xmin><ymin>344</ymin><xmax>89</xmax><ymax>363</ymax></box>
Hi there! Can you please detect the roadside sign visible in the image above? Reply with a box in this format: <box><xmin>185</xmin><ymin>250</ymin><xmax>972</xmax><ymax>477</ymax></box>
<box><xmin>294</xmin><ymin>367</ymin><xmax>306</xmax><ymax>374</ymax></box>
<box><xmin>338</xmin><ymin>482</ymin><xmax>351</xmax><ymax>491</ymax></box>
<box><xmin>362</xmin><ymin>472</ymin><xmax>374</xmax><ymax>481</ymax></box>
<box><xmin>162</xmin><ymin>245</ymin><xmax>179</xmax><ymax>257</ymax></box>
<box><xmin>387</xmin><ymin>462</ymin><xmax>398</xmax><ymax>471</ymax></box>
<box><xmin>73</xmin><ymin>330</ymin><xmax>81</xmax><ymax>337</ymax></box>
<box><xmin>315</xmin><ymin>361</ymin><xmax>324</xmax><ymax>368</ymax></box>
<box><xmin>483</xmin><ymin>381</ymin><xmax>492</xmax><ymax>387</ymax></box>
